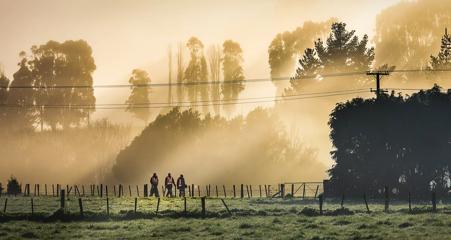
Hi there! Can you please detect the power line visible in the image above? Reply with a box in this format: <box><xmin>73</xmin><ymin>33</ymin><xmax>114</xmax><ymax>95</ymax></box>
<box><xmin>2</xmin><ymin>68</ymin><xmax>450</xmax><ymax>90</ymax></box>
<box><xmin>0</xmin><ymin>89</ymin><xmax>371</xmax><ymax>110</ymax></box>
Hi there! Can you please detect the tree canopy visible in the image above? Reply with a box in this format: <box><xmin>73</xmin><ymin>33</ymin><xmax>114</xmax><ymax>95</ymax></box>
<box><xmin>112</xmin><ymin>107</ymin><xmax>322</xmax><ymax>183</ymax></box>
<box><xmin>289</xmin><ymin>22</ymin><xmax>374</xmax><ymax>93</ymax></box>
<box><xmin>430</xmin><ymin>29</ymin><xmax>451</xmax><ymax>70</ymax></box>
<box><xmin>125</xmin><ymin>69</ymin><xmax>151</xmax><ymax>122</ymax></box>
<box><xmin>327</xmin><ymin>85</ymin><xmax>451</xmax><ymax>198</ymax></box>
<box><xmin>222</xmin><ymin>40</ymin><xmax>245</xmax><ymax>113</ymax></box>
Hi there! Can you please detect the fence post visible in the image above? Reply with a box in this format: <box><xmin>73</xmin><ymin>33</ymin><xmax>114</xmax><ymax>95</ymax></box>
<box><xmin>198</xmin><ymin>185</ymin><xmax>201</xmax><ymax>197</ymax></box>
<box><xmin>384</xmin><ymin>186</ymin><xmax>389</xmax><ymax>212</ymax></box>
<box><xmin>431</xmin><ymin>191</ymin><xmax>436</xmax><ymax>212</ymax></box>
<box><xmin>52</xmin><ymin>184</ymin><xmax>55</xmax><ymax>197</ymax></box>
<box><xmin>184</xmin><ymin>197</ymin><xmax>187</xmax><ymax>214</ymax></box>
<box><xmin>221</xmin><ymin>199</ymin><xmax>231</xmax><ymax>215</ymax></box>
<box><xmin>82</xmin><ymin>185</ymin><xmax>85</xmax><ymax>196</ymax></box>
<box><xmin>341</xmin><ymin>194</ymin><xmax>345</xmax><ymax>209</ymax></box>
<box><xmin>250</xmin><ymin>185</ymin><xmax>253</xmax><ymax>198</ymax></box>
<box><xmin>56</xmin><ymin>184</ymin><xmax>60</xmax><ymax>197</ymax></box>
<box><xmin>246</xmin><ymin>185</ymin><xmax>250</xmax><ymax>198</ymax></box>
<box><xmin>144</xmin><ymin>184</ymin><xmax>148</xmax><ymax>197</ymax></box>
<box><xmin>291</xmin><ymin>184</ymin><xmax>294</xmax><ymax>197</ymax></box>
<box><xmin>268</xmin><ymin>185</ymin><xmax>272</xmax><ymax>197</ymax></box>
<box><xmin>134</xmin><ymin>197</ymin><xmax>137</xmax><ymax>213</ymax></box>
<box><xmin>136</xmin><ymin>185</ymin><xmax>140</xmax><ymax>197</ymax></box>
<box><xmin>31</xmin><ymin>198</ymin><xmax>34</xmax><ymax>215</ymax></box>
<box><xmin>201</xmin><ymin>197</ymin><xmax>206</xmax><ymax>216</ymax></box>
<box><xmin>240</xmin><ymin>184</ymin><xmax>244</xmax><ymax>198</ymax></box>
<box><xmin>100</xmin><ymin>184</ymin><xmax>103</xmax><ymax>198</ymax></box>
<box><xmin>3</xmin><ymin>198</ymin><xmax>7</xmax><ymax>213</ymax></box>
<box><xmin>233</xmin><ymin>185</ymin><xmax>236</xmax><ymax>198</ymax></box>
<box><xmin>314</xmin><ymin>185</ymin><xmax>319</xmax><ymax>198</ymax></box>
<box><xmin>408</xmin><ymin>192</ymin><xmax>412</xmax><ymax>213</ymax></box>
<box><xmin>129</xmin><ymin>185</ymin><xmax>132</xmax><ymax>197</ymax></box>
<box><xmin>106</xmin><ymin>185</ymin><xmax>109</xmax><ymax>197</ymax></box>
<box><xmin>106</xmin><ymin>198</ymin><xmax>109</xmax><ymax>215</ymax></box>
<box><xmin>215</xmin><ymin>185</ymin><xmax>218</xmax><ymax>198</ymax></box>
<box><xmin>208</xmin><ymin>185</ymin><xmax>211</xmax><ymax>197</ymax></box>
<box><xmin>113</xmin><ymin>185</ymin><xmax>116</xmax><ymax>197</ymax></box>
<box><xmin>264</xmin><ymin>185</ymin><xmax>268</xmax><ymax>197</ymax></box>
<box><xmin>191</xmin><ymin>184</ymin><xmax>194</xmax><ymax>197</ymax></box>
<box><xmin>259</xmin><ymin>185</ymin><xmax>262</xmax><ymax>198</ymax></box>
<box><xmin>45</xmin><ymin>184</ymin><xmax>47</xmax><ymax>196</ymax></box>
<box><xmin>280</xmin><ymin>184</ymin><xmax>285</xmax><ymax>198</ymax></box>
<box><xmin>302</xmin><ymin>184</ymin><xmax>306</xmax><ymax>199</ymax></box>
<box><xmin>156</xmin><ymin>197</ymin><xmax>160</xmax><ymax>213</ymax></box>
<box><xmin>60</xmin><ymin>190</ymin><xmax>65</xmax><ymax>209</ymax></box>
<box><xmin>205</xmin><ymin>186</ymin><xmax>209</xmax><ymax>197</ymax></box>
<box><xmin>223</xmin><ymin>185</ymin><xmax>227</xmax><ymax>198</ymax></box>
<box><xmin>78</xmin><ymin>198</ymin><xmax>84</xmax><ymax>216</ymax></box>
<box><xmin>363</xmin><ymin>193</ymin><xmax>370</xmax><ymax>213</ymax></box>
<box><xmin>318</xmin><ymin>194</ymin><xmax>323</xmax><ymax>215</ymax></box>
<box><xmin>0</xmin><ymin>183</ymin><xmax>2</xmax><ymax>197</ymax></box>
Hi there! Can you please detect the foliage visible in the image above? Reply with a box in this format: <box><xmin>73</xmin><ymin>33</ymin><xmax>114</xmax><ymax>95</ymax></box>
<box><xmin>184</xmin><ymin>37</ymin><xmax>209</xmax><ymax>113</ymax></box>
<box><xmin>6</xmin><ymin>176</ymin><xmax>21</xmax><ymax>195</ymax></box>
<box><xmin>222</xmin><ymin>40</ymin><xmax>245</xmax><ymax>114</ymax></box>
<box><xmin>5</xmin><ymin>40</ymin><xmax>96</xmax><ymax>130</ymax></box>
<box><xmin>0</xmin><ymin>72</ymin><xmax>9</xmax><ymax>123</ymax></box>
<box><xmin>268</xmin><ymin>19</ymin><xmax>336</xmax><ymax>79</ymax></box>
<box><xmin>112</xmin><ymin>107</ymin><xmax>321</xmax><ymax>183</ymax></box>
<box><xmin>430</xmin><ymin>29</ymin><xmax>451</xmax><ymax>70</ymax></box>
<box><xmin>207</xmin><ymin>44</ymin><xmax>222</xmax><ymax>115</ymax></box>
<box><xmin>374</xmin><ymin>0</ymin><xmax>451</xmax><ymax>69</ymax></box>
<box><xmin>125</xmin><ymin>69</ymin><xmax>151</xmax><ymax>122</ymax></box>
<box><xmin>328</xmin><ymin>85</ymin><xmax>451</xmax><ymax>198</ymax></box>
<box><xmin>289</xmin><ymin>22</ymin><xmax>374</xmax><ymax>93</ymax></box>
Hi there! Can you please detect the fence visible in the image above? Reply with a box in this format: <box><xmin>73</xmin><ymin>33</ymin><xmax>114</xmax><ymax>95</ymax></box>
<box><xmin>0</xmin><ymin>182</ymin><xmax>324</xmax><ymax>199</ymax></box>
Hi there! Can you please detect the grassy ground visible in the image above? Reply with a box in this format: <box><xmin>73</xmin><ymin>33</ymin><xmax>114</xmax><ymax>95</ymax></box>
<box><xmin>0</xmin><ymin>197</ymin><xmax>450</xmax><ymax>239</ymax></box>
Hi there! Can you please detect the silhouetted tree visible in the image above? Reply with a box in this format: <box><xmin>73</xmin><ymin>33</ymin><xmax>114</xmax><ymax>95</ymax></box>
<box><xmin>6</xmin><ymin>54</ymin><xmax>35</xmax><ymax>131</ymax></box>
<box><xmin>222</xmin><ymin>40</ymin><xmax>245</xmax><ymax>114</ymax></box>
<box><xmin>176</xmin><ymin>42</ymin><xmax>185</xmax><ymax>104</ymax></box>
<box><xmin>125</xmin><ymin>69</ymin><xmax>151</xmax><ymax>123</ymax></box>
<box><xmin>268</xmin><ymin>19</ymin><xmax>335</xmax><ymax>94</ymax></box>
<box><xmin>430</xmin><ymin>28</ymin><xmax>451</xmax><ymax>70</ymax></box>
<box><xmin>328</xmin><ymin>85</ymin><xmax>451</xmax><ymax>198</ymax></box>
<box><xmin>289</xmin><ymin>22</ymin><xmax>374</xmax><ymax>93</ymax></box>
<box><xmin>7</xmin><ymin>176</ymin><xmax>21</xmax><ymax>195</ymax></box>
<box><xmin>184</xmin><ymin>37</ymin><xmax>209</xmax><ymax>113</ymax></box>
<box><xmin>207</xmin><ymin>44</ymin><xmax>222</xmax><ymax>115</ymax></box>
<box><xmin>27</xmin><ymin>40</ymin><xmax>96</xmax><ymax>129</ymax></box>
<box><xmin>0</xmin><ymin>71</ymin><xmax>9</xmax><ymax>123</ymax></box>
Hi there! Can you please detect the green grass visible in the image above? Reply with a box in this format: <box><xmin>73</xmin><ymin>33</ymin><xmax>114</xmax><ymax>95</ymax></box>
<box><xmin>0</xmin><ymin>196</ymin><xmax>450</xmax><ymax>239</ymax></box>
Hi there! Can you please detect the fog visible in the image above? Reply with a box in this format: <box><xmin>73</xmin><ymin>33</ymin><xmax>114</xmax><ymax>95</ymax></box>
<box><xmin>2</xmin><ymin>0</ymin><xmax>451</xmax><ymax>185</ymax></box>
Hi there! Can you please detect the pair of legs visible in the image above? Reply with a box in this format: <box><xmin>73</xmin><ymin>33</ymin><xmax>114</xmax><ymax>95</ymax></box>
<box><xmin>150</xmin><ymin>185</ymin><xmax>159</xmax><ymax>197</ymax></box>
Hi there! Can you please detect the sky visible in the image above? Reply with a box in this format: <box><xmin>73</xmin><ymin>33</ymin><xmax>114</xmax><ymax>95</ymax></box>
<box><xmin>1</xmin><ymin>0</ymin><xmax>400</xmax><ymax>111</ymax></box>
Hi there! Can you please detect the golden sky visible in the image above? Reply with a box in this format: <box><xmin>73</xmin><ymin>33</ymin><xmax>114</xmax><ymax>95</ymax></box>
<box><xmin>0</xmin><ymin>0</ymin><xmax>400</xmax><ymax>119</ymax></box>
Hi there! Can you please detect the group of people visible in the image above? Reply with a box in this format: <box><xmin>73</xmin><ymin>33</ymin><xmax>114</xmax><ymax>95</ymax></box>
<box><xmin>150</xmin><ymin>173</ymin><xmax>186</xmax><ymax>197</ymax></box>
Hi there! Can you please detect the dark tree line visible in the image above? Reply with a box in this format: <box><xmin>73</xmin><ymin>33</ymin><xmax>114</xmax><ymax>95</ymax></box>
<box><xmin>327</xmin><ymin>85</ymin><xmax>451</xmax><ymax>198</ymax></box>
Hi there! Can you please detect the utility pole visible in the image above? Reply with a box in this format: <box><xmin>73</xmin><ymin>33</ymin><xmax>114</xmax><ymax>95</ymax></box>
<box><xmin>367</xmin><ymin>71</ymin><xmax>389</xmax><ymax>98</ymax></box>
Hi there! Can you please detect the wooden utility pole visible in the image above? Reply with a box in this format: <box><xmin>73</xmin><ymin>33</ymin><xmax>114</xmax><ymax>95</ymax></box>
<box><xmin>367</xmin><ymin>71</ymin><xmax>389</xmax><ymax>98</ymax></box>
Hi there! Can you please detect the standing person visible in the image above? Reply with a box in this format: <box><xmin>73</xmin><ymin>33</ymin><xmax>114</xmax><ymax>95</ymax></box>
<box><xmin>165</xmin><ymin>173</ymin><xmax>176</xmax><ymax>197</ymax></box>
<box><xmin>177</xmin><ymin>174</ymin><xmax>186</xmax><ymax>197</ymax></box>
<box><xmin>150</xmin><ymin>173</ymin><xmax>159</xmax><ymax>197</ymax></box>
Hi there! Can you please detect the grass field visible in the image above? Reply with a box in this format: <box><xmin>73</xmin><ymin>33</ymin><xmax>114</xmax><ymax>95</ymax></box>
<box><xmin>0</xmin><ymin>196</ymin><xmax>450</xmax><ymax>239</ymax></box>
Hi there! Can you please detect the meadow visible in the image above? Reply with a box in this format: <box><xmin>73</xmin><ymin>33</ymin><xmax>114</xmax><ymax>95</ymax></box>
<box><xmin>0</xmin><ymin>196</ymin><xmax>450</xmax><ymax>239</ymax></box>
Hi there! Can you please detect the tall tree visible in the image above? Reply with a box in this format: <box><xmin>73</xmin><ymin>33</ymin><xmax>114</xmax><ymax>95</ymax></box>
<box><xmin>374</xmin><ymin>0</ymin><xmax>451</xmax><ymax>69</ymax></box>
<box><xmin>184</xmin><ymin>37</ymin><xmax>209</xmax><ymax>113</ymax></box>
<box><xmin>268</xmin><ymin>19</ymin><xmax>335</xmax><ymax>94</ymax></box>
<box><xmin>167</xmin><ymin>45</ymin><xmax>173</xmax><ymax>106</ymax></box>
<box><xmin>27</xmin><ymin>40</ymin><xmax>96</xmax><ymax>129</ymax></box>
<box><xmin>289</xmin><ymin>22</ymin><xmax>374</xmax><ymax>93</ymax></box>
<box><xmin>0</xmin><ymin>70</ymin><xmax>9</xmax><ymax>125</ymax></box>
<box><xmin>176</xmin><ymin>42</ymin><xmax>185</xmax><ymax>104</ymax></box>
<box><xmin>207</xmin><ymin>44</ymin><xmax>222</xmax><ymax>115</ymax></box>
<box><xmin>222</xmin><ymin>40</ymin><xmax>245</xmax><ymax>115</ymax></box>
<box><xmin>6</xmin><ymin>54</ymin><xmax>36</xmax><ymax>131</ymax></box>
<box><xmin>430</xmin><ymin>28</ymin><xmax>451</xmax><ymax>70</ymax></box>
<box><xmin>125</xmin><ymin>69</ymin><xmax>151</xmax><ymax>123</ymax></box>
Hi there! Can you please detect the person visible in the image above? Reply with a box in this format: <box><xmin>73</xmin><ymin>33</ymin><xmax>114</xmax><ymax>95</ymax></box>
<box><xmin>150</xmin><ymin>173</ymin><xmax>159</xmax><ymax>197</ymax></box>
<box><xmin>177</xmin><ymin>174</ymin><xmax>186</xmax><ymax>197</ymax></box>
<box><xmin>165</xmin><ymin>173</ymin><xmax>176</xmax><ymax>197</ymax></box>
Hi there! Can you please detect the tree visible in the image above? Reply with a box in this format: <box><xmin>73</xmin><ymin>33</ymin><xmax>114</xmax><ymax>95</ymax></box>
<box><xmin>327</xmin><ymin>85</ymin><xmax>451</xmax><ymax>198</ymax></box>
<box><xmin>207</xmin><ymin>44</ymin><xmax>222</xmax><ymax>115</ymax></box>
<box><xmin>6</xmin><ymin>54</ymin><xmax>36</xmax><ymax>131</ymax></box>
<box><xmin>374</xmin><ymin>0</ymin><xmax>451</xmax><ymax>69</ymax></box>
<box><xmin>430</xmin><ymin>28</ymin><xmax>451</xmax><ymax>70</ymax></box>
<box><xmin>268</xmin><ymin>19</ymin><xmax>335</xmax><ymax>94</ymax></box>
<box><xmin>0</xmin><ymin>70</ymin><xmax>9</xmax><ymax>123</ymax></box>
<box><xmin>7</xmin><ymin>176</ymin><xmax>21</xmax><ymax>195</ymax></box>
<box><xmin>184</xmin><ymin>37</ymin><xmax>209</xmax><ymax>113</ymax></box>
<box><xmin>222</xmin><ymin>40</ymin><xmax>245</xmax><ymax>114</ymax></box>
<box><xmin>176</xmin><ymin>42</ymin><xmax>185</xmax><ymax>104</ymax></box>
<box><xmin>125</xmin><ymin>69</ymin><xmax>151</xmax><ymax>122</ymax></box>
<box><xmin>289</xmin><ymin>22</ymin><xmax>374</xmax><ymax>93</ymax></box>
<box><xmin>25</xmin><ymin>40</ymin><xmax>96</xmax><ymax>130</ymax></box>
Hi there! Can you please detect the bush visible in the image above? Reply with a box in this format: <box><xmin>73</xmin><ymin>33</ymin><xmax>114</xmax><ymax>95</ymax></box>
<box><xmin>7</xmin><ymin>176</ymin><xmax>21</xmax><ymax>195</ymax></box>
